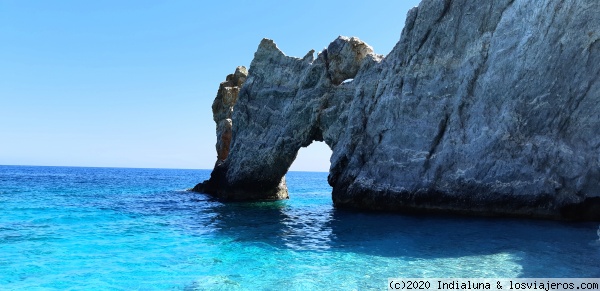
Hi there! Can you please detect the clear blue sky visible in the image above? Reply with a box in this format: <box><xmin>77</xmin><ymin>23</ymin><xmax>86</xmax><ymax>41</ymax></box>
<box><xmin>0</xmin><ymin>0</ymin><xmax>421</xmax><ymax>171</ymax></box>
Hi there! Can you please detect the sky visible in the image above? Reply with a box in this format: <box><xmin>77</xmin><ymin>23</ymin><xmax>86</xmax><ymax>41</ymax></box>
<box><xmin>0</xmin><ymin>0</ymin><xmax>421</xmax><ymax>171</ymax></box>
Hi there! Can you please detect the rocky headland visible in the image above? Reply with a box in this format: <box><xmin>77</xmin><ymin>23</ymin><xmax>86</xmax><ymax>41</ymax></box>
<box><xmin>194</xmin><ymin>0</ymin><xmax>600</xmax><ymax>220</ymax></box>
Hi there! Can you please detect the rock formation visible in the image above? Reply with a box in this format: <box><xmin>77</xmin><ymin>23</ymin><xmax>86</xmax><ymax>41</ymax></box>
<box><xmin>194</xmin><ymin>0</ymin><xmax>600</xmax><ymax>220</ymax></box>
<box><xmin>212</xmin><ymin>66</ymin><xmax>247</xmax><ymax>162</ymax></box>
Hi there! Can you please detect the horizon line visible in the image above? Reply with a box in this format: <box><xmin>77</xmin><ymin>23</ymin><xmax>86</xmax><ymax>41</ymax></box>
<box><xmin>0</xmin><ymin>164</ymin><xmax>330</xmax><ymax>173</ymax></box>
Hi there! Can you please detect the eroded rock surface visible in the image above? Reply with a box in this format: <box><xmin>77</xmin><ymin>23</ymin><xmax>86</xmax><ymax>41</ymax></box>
<box><xmin>194</xmin><ymin>0</ymin><xmax>600</xmax><ymax>220</ymax></box>
<box><xmin>212</xmin><ymin>66</ymin><xmax>247</xmax><ymax>161</ymax></box>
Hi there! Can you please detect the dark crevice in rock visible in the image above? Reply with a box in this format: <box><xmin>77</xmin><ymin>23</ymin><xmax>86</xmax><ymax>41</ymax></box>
<box><xmin>321</xmin><ymin>49</ymin><xmax>333</xmax><ymax>84</ymax></box>
<box><xmin>588</xmin><ymin>38</ymin><xmax>599</xmax><ymax>53</ymax></box>
<box><xmin>424</xmin><ymin>113</ymin><xmax>450</xmax><ymax>172</ymax></box>
<box><xmin>417</xmin><ymin>0</ymin><xmax>452</xmax><ymax>53</ymax></box>
<box><xmin>439</xmin><ymin>0</ymin><xmax>453</xmax><ymax>23</ymax></box>
<box><xmin>417</xmin><ymin>29</ymin><xmax>433</xmax><ymax>53</ymax></box>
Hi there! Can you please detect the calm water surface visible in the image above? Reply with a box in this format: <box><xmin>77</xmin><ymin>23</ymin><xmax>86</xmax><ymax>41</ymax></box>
<box><xmin>0</xmin><ymin>165</ymin><xmax>598</xmax><ymax>290</ymax></box>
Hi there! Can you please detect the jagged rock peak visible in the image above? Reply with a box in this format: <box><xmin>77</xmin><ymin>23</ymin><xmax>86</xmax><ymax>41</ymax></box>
<box><xmin>254</xmin><ymin>38</ymin><xmax>287</xmax><ymax>60</ymax></box>
<box><xmin>325</xmin><ymin>36</ymin><xmax>376</xmax><ymax>85</ymax></box>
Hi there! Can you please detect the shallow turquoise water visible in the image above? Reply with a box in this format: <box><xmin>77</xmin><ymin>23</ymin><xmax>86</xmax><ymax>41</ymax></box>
<box><xmin>0</xmin><ymin>165</ymin><xmax>598</xmax><ymax>290</ymax></box>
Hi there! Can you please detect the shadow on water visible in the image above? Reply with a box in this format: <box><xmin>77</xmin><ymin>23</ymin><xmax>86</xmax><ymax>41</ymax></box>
<box><xmin>326</xmin><ymin>210</ymin><xmax>600</xmax><ymax>277</ymax></box>
<box><xmin>157</xmin><ymin>189</ymin><xmax>600</xmax><ymax>278</ymax></box>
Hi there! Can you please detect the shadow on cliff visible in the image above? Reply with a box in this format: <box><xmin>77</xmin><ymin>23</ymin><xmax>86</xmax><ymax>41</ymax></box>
<box><xmin>171</xmin><ymin>190</ymin><xmax>600</xmax><ymax>277</ymax></box>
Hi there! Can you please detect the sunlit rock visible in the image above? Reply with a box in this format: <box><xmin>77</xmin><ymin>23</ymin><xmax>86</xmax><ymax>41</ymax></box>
<box><xmin>193</xmin><ymin>0</ymin><xmax>600</xmax><ymax>220</ymax></box>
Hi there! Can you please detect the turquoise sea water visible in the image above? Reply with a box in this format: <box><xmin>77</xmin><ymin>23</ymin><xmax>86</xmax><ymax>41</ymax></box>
<box><xmin>0</xmin><ymin>165</ymin><xmax>599</xmax><ymax>290</ymax></box>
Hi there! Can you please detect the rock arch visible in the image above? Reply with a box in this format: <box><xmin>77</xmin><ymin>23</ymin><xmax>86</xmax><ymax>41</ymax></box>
<box><xmin>194</xmin><ymin>0</ymin><xmax>600</xmax><ymax>220</ymax></box>
<box><xmin>193</xmin><ymin>36</ymin><xmax>373</xmax><ymax>201</ymax></box>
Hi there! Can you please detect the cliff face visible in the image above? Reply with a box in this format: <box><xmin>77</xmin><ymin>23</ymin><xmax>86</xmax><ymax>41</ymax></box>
<box><xmin>194</xmin><ymin>0</ymin><xmax>600</xmax><ymax>220</ymax></box>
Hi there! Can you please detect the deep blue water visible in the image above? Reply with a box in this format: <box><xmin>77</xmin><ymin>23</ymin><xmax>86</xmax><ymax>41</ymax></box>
<box><xmin>0</xmin><ymin>165</ymin><xmax>598</xmax><ymax>290</ymax></box>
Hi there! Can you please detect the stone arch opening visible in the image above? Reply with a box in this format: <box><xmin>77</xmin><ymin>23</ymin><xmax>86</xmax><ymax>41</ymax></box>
<box><xmin>284</xmin><ymin>140</ymin><xmax>333</xmax><ymax>200</ymax></box>
<box><xmin>288</xmin><ymin>141</ymin><xmax>332</xmax><ymax>173</ymax></box>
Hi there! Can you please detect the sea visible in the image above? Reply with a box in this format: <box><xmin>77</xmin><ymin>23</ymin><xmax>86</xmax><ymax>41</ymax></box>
<box><xmin>0</xmin><ymin>165</ymin><xmax>598</xmax><ymax>290</ymax></box>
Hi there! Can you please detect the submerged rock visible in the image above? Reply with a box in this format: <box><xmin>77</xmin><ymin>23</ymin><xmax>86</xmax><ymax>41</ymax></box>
<box><xmin>194</xmin><ymin>0</ymin><xmax>600</xmax><ymax>220</ymax></box>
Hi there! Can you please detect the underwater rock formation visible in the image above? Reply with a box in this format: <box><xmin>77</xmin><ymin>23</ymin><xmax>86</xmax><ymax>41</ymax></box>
<box><xmin>194</xmin><ymin>0</ymin><xmax>600</xmax><ymax>220</ymax></box>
